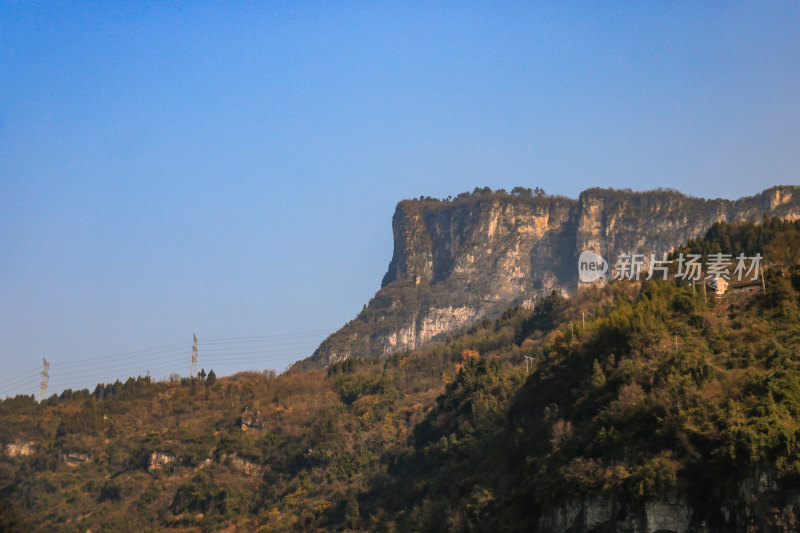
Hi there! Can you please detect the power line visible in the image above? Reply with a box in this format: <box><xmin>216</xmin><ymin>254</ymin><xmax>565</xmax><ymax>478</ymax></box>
<box><xmin>48</xmin><ymin>341</ymin><xmax>318</xmax><ymax>377</ymax></box>
<box><xmin>50</xmin><ymin>357</ymin><xmax>185</xmax><ymax>379</ymax></box>
<box><xmin>198</xmin><ymin>354</ymin><xmax>314</xmax><ymax>365</ymax></box>
<box><xmin>50</xmin><ymin>349</ymin><xmax>302</xmax><ymax>382</ymax></box>
<box><xmin>201</xmin><ymin>328</ymin><xmax>334</xmax><ymax>344</ymax></box>
<box><xmin>191</xmin><ymin>352</ymin><xmax>316</xmax><ymax>363</ymax></box>
<box><xmin>45</xmin><ymin>362</ymin><xmax>185</xmax><ymax>391</ymax></box>
<box><xmin>50</xmin><ymin>333</ymin><xmax>328</xmax><ymax>368</ymax></box>
<box><xmin>7</xmin><ymin>374</ymin><xmax>42</xmax><ymax>387</ymax></box>
<box><xmin>0</xmin><ymin>375</ymin><xmax>41</xmax><ymax>397</ymax></box>
<box><xmin>50</xmin><ymin>352</ymin><xmax>188</xmax><ymax>378</ymax></box>
<box><xmin>0</xmin><ymin>367</ymin><xmax>41</xmax><ymax>388</ymax></box>
<box><xmin>200</xmin><ymin>344</ymin><xmax>322</xmax><ymax>357</ymax></box>
<box><xmin>44</xmin><ymin>340</ymin><xmax>321</xmax><ymax>368</ymax></box>
<box><xmin>1</xmin><ymin>328</ymin><xmax>333</xmax><ymax>396</ymax></box>
<box><xmin>53</xmin><ymin>344</ymin><xmax>188</xmax><ymax>369</ymax></box>
<box><xmin>3</xmin><ymin>348</ymin><xmax>310</xmax><ymax>396</ymax></box>
<box><xmin>201</xmin><ymin>337</ymin><xmax>323</xmax><ymax>347</ymax></box>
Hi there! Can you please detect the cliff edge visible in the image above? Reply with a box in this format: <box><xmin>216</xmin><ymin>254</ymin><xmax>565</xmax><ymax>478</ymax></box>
<box><xmin>306</xmin><ymin>185</ymin><xmax>800</xmax><ymax>366</ymax></box>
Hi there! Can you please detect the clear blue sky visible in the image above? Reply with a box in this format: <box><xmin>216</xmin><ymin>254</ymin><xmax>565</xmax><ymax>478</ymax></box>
<box><xmin>1</xmin><ymin>2</ymin><xmax>799</xmax><ymax>397</ymax></box>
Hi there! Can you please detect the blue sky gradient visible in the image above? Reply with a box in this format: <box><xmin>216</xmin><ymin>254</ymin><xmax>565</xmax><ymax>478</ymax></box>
<box><xmin>1</xmin><ymin>2</ymin><xmax>799</xmax><ymax>396</ymax></box>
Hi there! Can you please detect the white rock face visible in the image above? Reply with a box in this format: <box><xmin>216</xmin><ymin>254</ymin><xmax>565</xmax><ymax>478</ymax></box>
<box><xmin>583</xmin><ymin>496</ymin><xmax>614</xmax><ymax>529</ymax></box>
<box><xmin>537</xmin><ymin>469</ymin><xmax>800</xmax><ymax>532</ymax></box>
<box><xmin>643</xmin><ymin>492</ymin><xmax>691</xmax><ymax>532</ymax></box>
<box><xmin>539</xmin><ymin>493</ymin><xmax>691</xmax><ymax>533</ymax></box>
<box><xmin>737</xmin><ymin>468</ymin><xmax>778</xmax><ymax>499</ymax></box>
<box><xmin>221</xmin><ymin>453</ymin><xmax>261</xmax><ymax>476</ymax></box>
<box><xmin>420</xmin><ymin>306</ymin><xmax>477</xmax><ymax>343</ymax></box>
<box><xmin>379</xmin><ymin>306</ymin><xmax>478</xmax><ymax>354</ymax></box>
<box><xmin>312</xmin><ymin>186</ymin><xmax>800</xmax><ymax>365</ymax></box>
<box><xmin>538</xmin><ymin>499</ymin><xmax>583</xmax><ymax>532</ymax></box>
<box><xmin>148</xmin><ymin>451</ymin><xmax>177</xmax><ymax>471</ymax></box>
<box><xmin>3</xmin><ymin>441</ymin><xmax>36</xmax><ymax>457</ymax></box>
<box><xmin>538</xmin><ymin>496</ymin><xmax>616</xmax><ymax>533</ymax></box>
<box><xmin>382</xmin><ymin>320</ymin><xmax>417</xmax><ymax>353</ymax></box>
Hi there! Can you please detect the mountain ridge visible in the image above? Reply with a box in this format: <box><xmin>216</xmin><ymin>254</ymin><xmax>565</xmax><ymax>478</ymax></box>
<box><xmin>307</xmin><ymin>185</ymin><xmax>800</xmax><ymax>366</ymax></box>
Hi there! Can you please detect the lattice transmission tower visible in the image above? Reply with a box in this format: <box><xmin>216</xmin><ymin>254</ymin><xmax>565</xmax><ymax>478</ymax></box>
<box><xmin>190</xmin><ymin>334</ymin><xmax>198</xmax><ymax>379</ymax></box>
<box><xmin>38</xmin><ymin>358</ymin><xmax>49</xmax><ymax>402</ymax></box>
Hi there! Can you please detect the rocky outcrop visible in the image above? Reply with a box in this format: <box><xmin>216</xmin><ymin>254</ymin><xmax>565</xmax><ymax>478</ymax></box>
<box><xmin>307</xmin><ymin>186</ymin><xmax>800</xmax><ymax>366</ymax></box>
<box><xmin>148</xmin><ymin>451</ymin><xmax>177</xmax><ymax>472</ymax></box>
<box><xmin>240</xmin><ymin>409</ymin><xmax>267</xmax><ymax>432</ymax></box>
<box><xmin>537</xmin><ymin>469</ymin><xmax>800</xmax><ymax>532</ymax></box>
<box><xmin>59</xmin><ymin>450</ymin><xmax>91</xmax><ymax>466</ymax></box>
<box><xmin>539</xmin><ymin>492</ymin><xmax>692</xmax><ymax>533</ymax></box>
<box><xmin>378</xmin><ymin>305</ymin><xmax>479</xmax><ymax>356</ymax></box>
<box><xmin>3</xmin><ymin>440</ymin><xmax>36</xmax><ymax>458</ymax></box>
<box><xmin>220</xmin><ymin>453</ymin><xmax>261</xmax><ymax>476</ymax></box>
<box><xmin>538</xmin><ymin>495</ymin><xmax>613</xmax><ymax>532</ymax></box>
<box><xmin>539</xmin><ymin>491</ymin><xmax>693</xmax><ymax>533</ymax></box>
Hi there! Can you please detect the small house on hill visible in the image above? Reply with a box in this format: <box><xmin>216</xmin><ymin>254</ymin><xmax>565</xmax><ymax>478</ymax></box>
<box><xmin>729</xmin><ymin>279</ymin><xmax>764</xmax><ymax>294</ymax></box>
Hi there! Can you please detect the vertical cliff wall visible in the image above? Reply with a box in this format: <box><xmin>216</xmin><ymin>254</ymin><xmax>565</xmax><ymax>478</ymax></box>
<box><xmin>306</xmin><ymin>185</ymin><xmax>800</xmax><ymax>366</ymax></box>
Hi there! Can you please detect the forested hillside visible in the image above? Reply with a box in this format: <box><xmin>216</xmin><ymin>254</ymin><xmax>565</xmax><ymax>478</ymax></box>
<box><xmin>1</xmin><ymin>219</ymin><xmax>799</xmax><ymax>532</ymax></box>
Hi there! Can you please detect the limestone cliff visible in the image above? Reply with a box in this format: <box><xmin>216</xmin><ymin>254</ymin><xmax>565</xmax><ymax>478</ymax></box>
<box><xmin>537</xmin><ymin>468</ymin><xmax>798</xmax><ymax>533</ymax></box>
<box><xmin>307</xmin><ymin>185</ymin><xmax>800</xmax><ymax>366</ymax></box>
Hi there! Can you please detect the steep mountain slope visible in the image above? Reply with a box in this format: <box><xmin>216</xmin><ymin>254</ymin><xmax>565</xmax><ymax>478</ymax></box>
<box><xmin>309</xmin><ymin>186</ymin><xmax>800</xmax><ymax>366</ymax></box>
<box><xmin>369</xmin><ymin>218</ymin><xmax>800</xmax><ymax>532</ymax></box>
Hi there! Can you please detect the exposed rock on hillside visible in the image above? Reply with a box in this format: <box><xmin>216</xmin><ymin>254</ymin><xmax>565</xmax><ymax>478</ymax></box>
<box><xmin>148</xmin><ymin>451</ymin><xmax>177</xmax><ymax>472</ymax></box>
<box><xmin>308</xmin><ymin>186</ymin><xmax>800</xmax><ymax>365</ymax></box>
<box><xmin>3</xmin><ymin>441</ymin><xmax>36</xmax><ymax>458</ymax></box>
<box><xmin>59</xmin><ymin>450</ymin><xmax>91</xmax><ymax>466</ymax></box>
